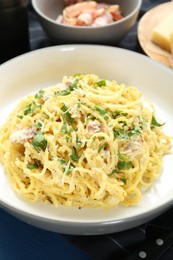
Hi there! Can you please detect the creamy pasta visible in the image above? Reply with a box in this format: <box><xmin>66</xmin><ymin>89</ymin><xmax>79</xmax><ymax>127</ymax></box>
<box><xmin>0</xmin><ymin>74</ymin><xmax>171</xmax><ymax>208</ymax></box>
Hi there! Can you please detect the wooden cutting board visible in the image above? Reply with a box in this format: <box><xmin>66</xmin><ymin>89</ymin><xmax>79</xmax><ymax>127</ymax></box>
<box><xmin>137</xmin><ymin>2</ymin><xmax>173</xmax><ymax>69</ymax></box>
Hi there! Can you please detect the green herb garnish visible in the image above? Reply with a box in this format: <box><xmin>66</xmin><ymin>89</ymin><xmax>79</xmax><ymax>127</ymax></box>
<box><xmin>77</xmin><ymin>101</ymin><xmax>82</xmax><ymax>108</ymax></box>
<box><xmin>118</xmin><ymin>152</ymin><xmax>130</xmax><ymax>162</ymax></box>
<box><xmin>76</xmin><ymin>137</ymin><xmax>82</xmax><ymax>147</ymax></box>
<box><xmin>113</xmin><ymin>126</ymin><xmax>141</xmax><ymax>140</ymax></box>
<box><xmin>23</xmin><ymin>103</ymin><xmax>32</xmax><ymax>115</ymax></box>
<box><xmin>121</xmin><ymin>178</ymin><xmax>127</xmax><ymax>184</ymax></box>
<box><xmin>27</xmin><ymin>162</ymin><xmax>39</xmax><ymax>170</ymax></box>
<box><xmin>34</xmin><ymin>122</ymin><xmax>42</xmax><ymax>129</ymax></box>
<box><xmin>54</xmin><ymin>78</ymin><xmax>79</xmax><ymax>97</ymax></box>
<box><xmin>113</xmin><ymin>129</ymin><xmax>129</xmax><ymax>140</ymax></box>
<box><xmin>109</xmin><ymin>169</ymin><xmax>117</xmax><ymax>176</ymax></box>
<box><xmin>96</xmin><ymin>80</ymin><xmax>106</xmax><ymax>87</ymax></box>
<box><xmin>73</xmin><ymin>73</ymin><xmax>81</xmax><ymax>77</ymax></box>
<box><xmin>103</xmin><ymin>115</ymin><xmax>109</xmax><ymax>121</ymax></box>
<box><xmin>35</xmin><ymin>89</ymin><xmax>44</xmax><ymax>99</ymax></box>
<box><xmin>117</xmin><ymin>151</ymin><xmax>132</xmax><ymax>170</ymax></box>
<box><xmin>92</xmin><ymin>136</ymin><xmax>97</xmax><ymax>142</ymax></box>
<box><xmin>54</xmin><ymin>89</ymin><xmax>70</xmax><ymax>96</ymax></box>
<box><xmin>61</xmin><ymin>114</ymin><xmax>68</xmax><ymax>133</ymax></box>
<box><xmin>95</xmin><ymin>106</ymin><xmax>107</xmax><ymax>115</ymax></box>
<box><xmin>118</xmin><ymin>121</ymin><xmax>127</xmax><ymax>127</ymax></box>
<box><xmin>95</xmin><ymin>106</ymin><xmax>109</xmax><ymax>121</ymax></box>
<box><xmin>128</xmin><ymin>127</ymin><xmax>141</xmax><ymax>137</ymax></box>
<box><xmin>65</xmin><ymin>135</ymin><xmax>70</xmax><ymax>142</ymax></box>
<box><xmin>151</xmin><ymin>116</ymin><xmax>164</xmax><ymax>127</ymax></box>
<box><xmin>32</xmin><ymin>131</ymin><xmax>47</xmax><ymax>151</ymax></box>
<box><xmin>17</xmin><ymin>114</ymin><xmax>23</xmax><ymax>119</ymax></box>
<box><xmin>117</xmin><ymin>161</ymin><xmax>132</xmax><ymax>170</ymax></box>
<box><xmin>66</xmin><ymin>164</ymin><xmax>75</xmax><ymax>175</ymax></box>
<box><xmin>23</xmin><ymin>102</ymin><xmax>42</xmax><ymax>115</ymax></box>
<box><xmin>59</xmin><ymin>159</ymin><xmax>66</xmax><ymax>165</ymax></box>
<box><xmin>98</xmin><ymin>143</ymin><xmax>107</xmax><ymax>153</ymax></box>
<box><xmin>69</xmin><ymin>78</ymin><xmax>79</xmax><ymax>91</ymax></box>
<box><xmin>61</xmin><ymin>104</ymin><xmax>74</xmax><ymax>124</ymax></box>
<box><xmin>70</xmin><ymin>148</ymin><xmax>80</xmax><ymax>162</ymax></box>
<box><xmin>111</xmin><ymin>110</ymin><xmax>128</xmax><ymax>118</ymax></box>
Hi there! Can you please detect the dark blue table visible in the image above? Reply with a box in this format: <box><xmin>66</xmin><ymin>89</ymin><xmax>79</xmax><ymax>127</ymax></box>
<box><xmin>0</xmin><ymin>208</ymin><xmax>90</xmax><ymax>260</ymax></box>
<box><xmin>1</xmin><ymin>1</ymin><xmax>173</xmax><ymax>260</ymax></box>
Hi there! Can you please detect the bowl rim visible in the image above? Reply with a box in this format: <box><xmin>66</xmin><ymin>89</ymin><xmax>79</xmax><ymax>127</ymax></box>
<box><xmin>31</xmin><ymin>0</ymin><xmax>142</xmax><ymax>29</ymax></box>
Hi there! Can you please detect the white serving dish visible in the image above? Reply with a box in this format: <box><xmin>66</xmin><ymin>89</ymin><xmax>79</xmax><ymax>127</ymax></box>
<box><xmin>0</xmin><ymin>45</ymin><xmax>173</xmax><ymax>235</ymax></box>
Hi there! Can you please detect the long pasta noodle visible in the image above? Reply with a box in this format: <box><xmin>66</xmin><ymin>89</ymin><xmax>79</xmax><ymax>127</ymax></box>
<box><xmin>0</xmin><ymin>74</ymin><xmax>172</xmax><ymax>208</ymax></box>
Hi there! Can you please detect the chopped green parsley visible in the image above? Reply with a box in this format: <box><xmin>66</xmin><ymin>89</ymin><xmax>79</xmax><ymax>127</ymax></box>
<box><xmin>32</xmin><ymin>131</ymin><xmax>47</xmax><ymax>151</ymax></box>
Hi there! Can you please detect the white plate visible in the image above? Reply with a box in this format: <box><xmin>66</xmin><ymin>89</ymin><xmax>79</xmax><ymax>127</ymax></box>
<box><xmin>0</xmin><ymin>45</ymin><xmax>173</xmax><ymax>235</ymax></box>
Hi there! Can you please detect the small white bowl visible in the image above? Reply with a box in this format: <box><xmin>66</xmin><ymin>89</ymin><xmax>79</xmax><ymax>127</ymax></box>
<box><xmin>31</xmin><ymin>0</ymin><xmax>142</xmax><ymax>44</ymax></box>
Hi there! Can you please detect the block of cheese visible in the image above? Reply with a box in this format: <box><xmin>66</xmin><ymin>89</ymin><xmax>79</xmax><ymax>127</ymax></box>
<box><xmin>151</xmin><ymin>11</ymin><xmax>173</xmax><ymax>53</ymax></box>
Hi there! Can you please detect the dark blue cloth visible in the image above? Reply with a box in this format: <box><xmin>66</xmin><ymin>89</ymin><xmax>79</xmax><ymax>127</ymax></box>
<box><xmin>0</xmin><ymin>208</ymin><xmax>90</xmax><ymax>260</ymax></box>
<box><xmin>1</xmin><ymin>0</ymin><xmax>173</xmax><ymax>260</ymax></box>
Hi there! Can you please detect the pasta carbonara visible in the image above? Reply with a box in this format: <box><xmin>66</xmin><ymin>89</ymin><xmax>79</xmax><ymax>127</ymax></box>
<box><xmin>0</xmin><ymin>74</ymin><xmax>171</xmax><ymax>208</ymax></box>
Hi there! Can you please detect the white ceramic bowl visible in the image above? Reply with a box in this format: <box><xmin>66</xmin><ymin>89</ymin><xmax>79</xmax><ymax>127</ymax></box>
<box><xmin>0</xmin><ymin>45</ymin><xmax>173</xmax><ymax>235</ymax></box>
<box><xmin>31</xmin><ymin>0</ymin><xmax>142</xmax><ymax>44</ymax></box>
